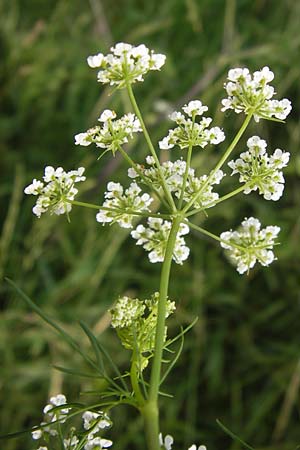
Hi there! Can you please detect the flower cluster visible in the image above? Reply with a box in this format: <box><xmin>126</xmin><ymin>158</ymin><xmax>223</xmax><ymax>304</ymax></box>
<box><xmin>75</xmin><ymin>110</ymin><xmax>142</xmax><ymax>155</ymax></box>
<box><xmin>221</xmin><ymin>66</ymin><xmax>292</xmax><ymax>122</ymax></box>
<box><xmin>87</xmin><ymin>43</ymin><xmax>166</xmax><ymax>88</ymax></box>
<box><xmin>220</xmin><ymin>217</ymin><xmax>280</xmax><ymax>274</ymax></box>
<box><xmin>96</xmin><ymin>181</ymin><xmax>153</xmax><ymax>228</ymax></box>
<box><xmin>159</xmin><ymin>433</ymin><xmax>206</xmax><ymax>450</ymax></box>
<box><xmin>32</xmin><ymin>394</ymin><xmax>113</xmax><ymax>450</ymax></box>
<box><xmin>131</xmin><ymin>218</ymin><xmax>190</xmax><ymax>264</ymax></box>
<box><xmin>129</xmin><ymin>156</ymin><xmax>224</xmax><ymax>209</ymax></box>
<box><xmin>228</xmin><ymin>136</ymin><xmax>290</xmax><ymax>200</ymax></box>
<box><xmin>159</xmin><ymin>100</ymin><xmax>225</xmax><ymax>150</ymax></box>
<box><xmin>110</xmin><ymin>293</ymin><xmax>175</xmax><ymax>366</ymax></box>
<box><xmin>24</xmin><ymin>166</ymin><xmax>86</xmax><ymax>218</ymax></box>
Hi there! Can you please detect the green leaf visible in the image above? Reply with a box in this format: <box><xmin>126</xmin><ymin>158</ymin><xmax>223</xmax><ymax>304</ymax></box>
<box><xmin>216</xmin><ymin>419</ymin><xmax>255</xmax><ymax>450</ymax></box>
<box><xmin>79</xmin><ymin>321</ymin><xmax>129</xmax><ymax>392</ymax></box>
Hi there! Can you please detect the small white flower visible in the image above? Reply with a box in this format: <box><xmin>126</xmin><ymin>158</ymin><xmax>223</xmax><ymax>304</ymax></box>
<box><xmin>159</xmin><ymin>433</ymin><xmax>174</xmax><ymax>450</ymax></box>
<box><xmin>75</xmin><ymin>132</ymin><xmax>92</xmax><ymax>146</ymax></box>
<box><xmin>37</xmin><ymin>447</ymin><xmax>48</xmax><ymax>450</ymax></box>
<box><xmin>98</xmin><ymin>109</ymin><xmax>117</xmax><ymax>122</ymax></box>
<box><xmin>159</xmin><ymin>136</ymin><xmax>174</xmax><ymax>150</ymax></box>
<box><xmin>32</xmin><ymin>428</ymin><xmax>42</xmax><ymax>440</ymax></box>
<box><xmin>24</xmin><ymin>179</ymin><xmax>44</xmax><ymax>195</ymax></box>
<box><xmin>220</xmin><ymin>217</ymin><xmax>280</xmax><ymax>274</ymax></box>
<box><xmin>87</xmin><ymin>53</ymin><xmax>104</xmax><ymax>68</ymax></box>
<box><xmin>182</xmin><ymin>100</ymin><xmax>208</xmax><ymax>117</ymax></box>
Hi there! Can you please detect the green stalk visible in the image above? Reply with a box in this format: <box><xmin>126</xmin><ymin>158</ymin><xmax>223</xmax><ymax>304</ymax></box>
<box><xmin>126</xmin><ymin>82</ymin><xmax>176</xmax><ymax>212</ymax></box>
<box><xmin>141</xmin><ymin>215</ymin><xmax>182</xmax><ymax>450</ymax></box>
<box><xmin>178</xmin><ymin>142</ymin><xmax>193</xmax><ymax>209</ymax></box>
<box><xmin>117</xmin><ymin>144</ymin><xmax>169</xmax><ymax>208</ymax></box>
<box><xmin>69</xmin><ymin>200</ymin><xmax>171</xmax><ymax>219</ymax></box>
<box><xmin>182</xmin><ymin>113</ymin><xmax>253</xmax><ymax>213</ymax></box>
<box><xmin>130</xmin><ymin>352</ymin><xmax>145</xmax><ymax>406</ymax></box>
<box><xmin>186</xmin><ymin>182</ymin><xmax>253</xmax><ymax>217</ymax></box>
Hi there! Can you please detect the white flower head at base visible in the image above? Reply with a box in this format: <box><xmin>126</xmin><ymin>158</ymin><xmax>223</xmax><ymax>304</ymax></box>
<box><xmin>131</xmin><ymin>218</ymin><xmax>190</xmax><ymax>265</ymax></box>
<box><xmin>228</xmin><ymin>135</ymin><xmax>290</xmax><ymax>201</ymax></box>
<box><xmin>159</xmin><ymin>433</ymin><xmax>174</xmax><ymax>450</ymax></box>
<box><xmin>24</xmin><ymin>167</ymin><xmax>86</xmax><ymax>218</ymax></box>
<box><xmin>159</xmin><ymin>100</ymin><xmax>225</xmax><ymax>150</ymax></box>
<box><xmin>84</xmin><ymin>437</ymin><xmax>113</xmax><ymax>450</ymax></box>
<box><xmin>75</xmin><ymin>110</ymin><xmax>141</xmax><ymax>155</ymax></box>
<box><xmin>220</xmin><ymin>217</ymin><xmax>280</xmax><ymax>274</ymax></box>
<box><xmin>221</xmin><ymin>66</ymin><xmax>292</xmax><ymax>122</ymax></box>
<box><xmin>87</xmin><ymin>42</ymin><xmax>166</xmax><ymax>88</ymax></box>
<box><xmin>128</xmin><ymin>157</ymin><xmax>225</xmax><ymax>209</ymax></box>
<box><xmin>96</xmin><ymin>181</ymin><xmax>153</xmax><ymax>228</ymax></box>
<box><xmin>31</xmin><ymin>393</ymin><xmax>71</xmax><ymax>442</ymax></box>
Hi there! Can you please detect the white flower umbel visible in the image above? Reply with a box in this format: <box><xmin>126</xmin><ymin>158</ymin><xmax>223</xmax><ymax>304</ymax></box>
<box><xmin>96</xmin><ymin>181</ymin><xmax>153</xmax><ymax>228</ymax></box>
<box><xmin>228</xmin><ymin>135</ymin><xmax>290</xmax><ymax>200</ymax></box>
<box><xmin>131</xmin><ymin>218</ymin><xmax>190</xmax><ymax>264</ymax></box>
<box><xmin>24</xmin><ymin>167</ymin><xmax>85</xmax><ymax>218</ymax></box>
<box><xmin>159</xmin><ymin>101</ymin><xmax>225</xmax><ymax>150</ymax></box>
<box><xmin>75</xmin><ymin>110</ymin><xmax>142</xmax><ymax>155</ymax></box>
<box><xmin>128</xmin><ymin>157</ymin><xmax>225</xmax><ymax>209</ymax></box>
<box><xmin>87</xmin><ymin>42</ymin><xmax>166</xmax><ymax>88</ymax></box>
<box><xmin>220</xmin><ymin>217</ymin><xmax>280</xmax><ymax>274</ymax></box>
<box><xmin>221</xmin><ymin>66</ymin><xmax>292</xmax><ymax>122</ymax></box>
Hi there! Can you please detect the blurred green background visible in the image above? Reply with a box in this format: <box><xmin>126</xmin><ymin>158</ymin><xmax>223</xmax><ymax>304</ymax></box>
<box><xmin>1</xmin><ymin>0</ymin><xmax>300</xmax><ymax>449</ymax></box>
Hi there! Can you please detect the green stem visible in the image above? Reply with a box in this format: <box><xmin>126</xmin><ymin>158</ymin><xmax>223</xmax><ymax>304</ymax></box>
<box><xmin>126</xmin><ymin>82</ymin><xmax>177</xmax><ymax>212</ymax></box>
<box><xmin>130</xmin><ymin>352</ymin><xmax>145</xmax><ymax>406</ymax></box>
<box><xmin>188</xmin><ymin>220</ymin><xmax>246</xmax><ymax>252</ymax></box>
<box><xmin>69</xmin><ymin>200</ymin><xmax>171</xmax><ymax>220</ymax></box>
<box><xmin>182</xmin><ymin>113</ymin><xmax>253</xmax><ymax>213</ymax></box>
<box><xmin>178</xmin><ymin>142</ymin><xmax>193</xmax><ymax>210</ymax></box>
<box><xmin>142</xmin><ymin>216</ymin><xmax>182</xmax><ymax>450</ymax></box>
<box><xmin>186</xmin><ymin>182</ymin><xmax>252</xmax><ymax>217</ymax></box>
<box><xmin>117</xmin><ymin>144</ymin><xmax>169</xmax><ymax>208</ymax></box>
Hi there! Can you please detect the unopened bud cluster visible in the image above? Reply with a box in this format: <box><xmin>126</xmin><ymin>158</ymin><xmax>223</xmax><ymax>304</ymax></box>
<box><xmin>110</xmin><ymin>293</ymin><xmax>175</xmax><ymax>366</ymax></box>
